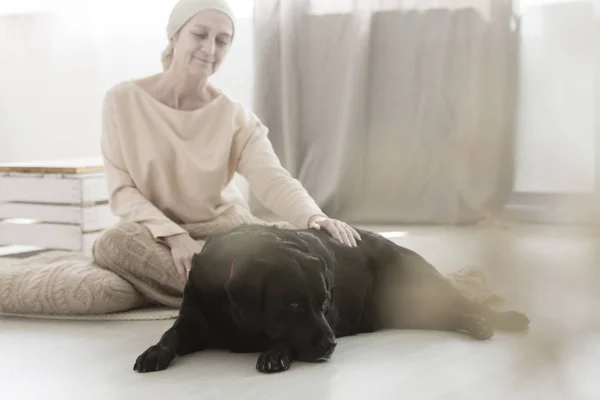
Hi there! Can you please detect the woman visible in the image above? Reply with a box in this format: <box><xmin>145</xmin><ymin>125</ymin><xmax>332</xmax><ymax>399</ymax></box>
<box><xmin>92</xmin><ymin>0</ymin><xmax>360</xmax><ymax>308</ymax></box>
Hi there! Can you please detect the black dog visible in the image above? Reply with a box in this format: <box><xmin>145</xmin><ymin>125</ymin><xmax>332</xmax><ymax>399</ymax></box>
<box><xmin>134</xmin><ymin>224</ymin><xmax>529</xmax><ymax>373</ymax></box>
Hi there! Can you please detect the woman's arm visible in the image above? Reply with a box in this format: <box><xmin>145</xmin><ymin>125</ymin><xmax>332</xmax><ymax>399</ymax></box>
<box><xmin>233</xmin><ymin>108</ymin><xmax>361</xmax><ymax>246</ymax></box>
<box><xmin>233</xmin><ymin>112</ymin><xmax>327</xmax><ymax>229</ymax></box>
<box><xmin>100</xmin><ymin>89</ymin><xmax>187</xmax><ymax>240</ymax></box>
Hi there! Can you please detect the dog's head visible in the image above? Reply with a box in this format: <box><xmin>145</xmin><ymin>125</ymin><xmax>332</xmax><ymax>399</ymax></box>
<box><xmin>224</xmin><ymin>247</ymin><xmax>337</xmax><ymax>362</ymax></box>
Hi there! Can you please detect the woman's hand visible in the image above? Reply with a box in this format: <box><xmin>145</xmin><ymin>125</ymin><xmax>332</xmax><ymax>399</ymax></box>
<box><xmin>162</xmin><ymin>233</ymin><xmax>204</xmax><ymax>283</ymax></box>
<box><xmin>308</xmin><ymin>216</ymin><xmax>361</xmax><ymax>247</ymax></box>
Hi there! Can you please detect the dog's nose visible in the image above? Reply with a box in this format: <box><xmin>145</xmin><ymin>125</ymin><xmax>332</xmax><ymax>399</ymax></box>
<box><xmin>319</xmin><ymin>338</ymin><xmax>337</xmax><ymax>355</ymax></box>
<box><xmin>322</xmin><ymin>340</ymin><xmax>337</xmax><ymax>355</ymax></box>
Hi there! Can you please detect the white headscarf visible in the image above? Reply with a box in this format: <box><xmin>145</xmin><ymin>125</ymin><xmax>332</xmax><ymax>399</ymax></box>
<box><xmin>166</xmin><ymin>0</ymin><xmax>236</xmax><ymax>40</ymax></box>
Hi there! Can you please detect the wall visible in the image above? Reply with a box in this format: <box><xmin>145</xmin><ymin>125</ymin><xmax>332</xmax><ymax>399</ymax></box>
<box><xmin>0</xmin><ymin>0</ymin><xmax>255</xmax><ymax>164</ymax></box>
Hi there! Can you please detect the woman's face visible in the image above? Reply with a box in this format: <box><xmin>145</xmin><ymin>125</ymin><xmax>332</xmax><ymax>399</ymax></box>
<box><xmin>171</xmin><ymin>10</ymin><xmax>233</xmax><ymax>78</ymax></box>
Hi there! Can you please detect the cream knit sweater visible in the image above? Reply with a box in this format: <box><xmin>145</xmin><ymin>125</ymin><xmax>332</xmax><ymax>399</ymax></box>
<box><xmin>100</xmin><ymin>81</ymin><xmax>325</xmax><ymax>239</ymax></box>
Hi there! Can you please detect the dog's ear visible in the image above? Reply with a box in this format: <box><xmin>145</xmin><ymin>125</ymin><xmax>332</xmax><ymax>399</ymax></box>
<box><xmin>309</xmin><ymin>253</ymin><xmax>332</xmax><ymax>286</ymax></box>
<box><xmin>224</xmin><ymin>258</ymin><xmax>266</xmax><ymax>331</ymax></box>
<box><xmin>289</xmin><ymin>249</ymin><xmax>334</xmax><ymax>292</ymax></box>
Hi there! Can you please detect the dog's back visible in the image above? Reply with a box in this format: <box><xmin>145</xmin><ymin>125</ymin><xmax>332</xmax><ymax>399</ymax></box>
<box><xmin>296</xmin><ymin>227</ymin><xmax>461</xmax><ymax>335</ymax></box>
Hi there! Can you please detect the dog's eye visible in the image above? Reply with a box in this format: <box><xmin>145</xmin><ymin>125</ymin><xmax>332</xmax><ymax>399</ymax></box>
<box><xmin>289</xmin><ymin>302</ymin><xmax>301</xmax><ymax>312</ymax></box>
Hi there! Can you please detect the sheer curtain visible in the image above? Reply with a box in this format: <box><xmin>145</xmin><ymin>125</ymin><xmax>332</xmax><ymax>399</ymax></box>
<box><xmin>252</xmin><ymin>0</ymin><xmax>520</xmax><ymax>224</ymax></box>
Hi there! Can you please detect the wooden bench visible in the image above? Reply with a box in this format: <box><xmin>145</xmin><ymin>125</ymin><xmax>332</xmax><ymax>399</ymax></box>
<box><xmin>0</xmin><ymin>158</ymin><xmax>118</xmax><ymax>254</ymax></box>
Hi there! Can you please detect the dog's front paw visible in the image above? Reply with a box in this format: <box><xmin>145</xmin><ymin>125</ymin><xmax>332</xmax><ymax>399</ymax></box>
<box><xmin>256</xmin><ymin>346</ymin><xmax>292</xmax><ymax>373</ymax></box>
<box><xmin>465</xmin><ymin>315</ymin><xmax>495</xmax><ymax>340</ymax></box>
<box><xmin>133</xmin><ymin>345</ymin><xmax>175</xmax><ymax>373</ymax></box>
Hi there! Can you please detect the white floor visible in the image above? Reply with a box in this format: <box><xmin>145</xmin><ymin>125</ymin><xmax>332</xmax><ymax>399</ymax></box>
<box><xmin>2</xmin><ymin>224</ymin><xmax>600</xmax><ymax>400</ymax></box>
